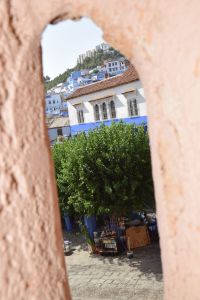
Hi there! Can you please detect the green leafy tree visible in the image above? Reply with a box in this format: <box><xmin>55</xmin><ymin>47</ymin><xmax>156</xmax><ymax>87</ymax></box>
<box><xmin>52</xmin><ymin>123</ymin><xmax>154</xmax><ymax>217</ymax></box>
<box><xmin>92</xmin><ymin>69</ymin><xmax>99</xmax><ymax>74</ymax></box>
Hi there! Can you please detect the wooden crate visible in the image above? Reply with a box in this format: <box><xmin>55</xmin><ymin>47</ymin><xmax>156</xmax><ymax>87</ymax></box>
<box><xmin>126</xmin><ymin>225</ymin><xmax>150</xmax><ymax>250</ymax></box>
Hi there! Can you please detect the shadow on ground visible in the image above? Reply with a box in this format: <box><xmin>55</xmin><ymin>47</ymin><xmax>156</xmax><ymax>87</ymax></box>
<box><xmin>89</xmin><ymin>244</ymin><xmax>162</xmax><ymax>281</ymax></box>
<box><xmin>63</xmin><ymin>231</ymin><xmax>88</xmax><ymax>250</ymax></box>
<box><xmin>64</xmin><ymin>231</ymin><xmax>162</xmax><ymax>281</ymax></box>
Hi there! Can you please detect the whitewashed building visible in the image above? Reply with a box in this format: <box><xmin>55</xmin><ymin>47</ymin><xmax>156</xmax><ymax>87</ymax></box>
<box><xmin>95</xmin><ymin>43</ymin><xmax>110</xmax><ymax>52</ymax></box>
<box><xmin>77</xmin><ymin>43</ymin><xmax>110</xmax><ymax>64</ymax></box>
<box><xmin>77</xmin><ymin>53</ymin><xmax>86</xmax><ymax>65</ymax></box>
<box><xmin>104</xmin><ymin>57</ymin><xmax>127</xmax><ymax>76</ymax></box>
<box><xmin>65</xmin><ymin>65</ymin><xmax>147</xmax><ymax>136</ymax></box>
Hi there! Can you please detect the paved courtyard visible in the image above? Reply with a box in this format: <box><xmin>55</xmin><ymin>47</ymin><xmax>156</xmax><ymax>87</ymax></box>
<box><xmin>64</xmin><ymin>233</ymin><xmax>163</xmax><ymax>300</ymax></box>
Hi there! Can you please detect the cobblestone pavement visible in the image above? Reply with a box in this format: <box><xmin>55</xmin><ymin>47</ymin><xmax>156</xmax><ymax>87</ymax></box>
<box><xmin>65</xmin><ymin>234</ymin><xmax>163</xmax><ymax>300</ymax></box>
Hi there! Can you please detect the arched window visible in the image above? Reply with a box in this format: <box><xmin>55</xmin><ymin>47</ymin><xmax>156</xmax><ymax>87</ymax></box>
<box><xmin>77</xmin><ymin>110</ymin><xmax>84</xmax><ymax>123</ymax></box>
<box><xmin>102</xmin><ymin>102</ymin><xmax>108</xmax><ymax>120</ymax></box>
<box><xmin>94</xmin><ymin>104</ymin><xmax>100</xmax><ymax>121</ymax></box>
<box><xmin>129</xmin><ymin>99</ymin><xmax>138</xmax><ymax>116</ymax></box>
<box><xmin>110</xmin><ymin>100</ymin><xmax>116</xmax><ymax>118</ymax></box>
<box><xmin>133</xmin><ymin>99</ymin><xmax>138</xmax><ymax>115</ymax></box>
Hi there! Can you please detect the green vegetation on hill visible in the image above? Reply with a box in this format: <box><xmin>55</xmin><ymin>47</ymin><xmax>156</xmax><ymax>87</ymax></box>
<box><xmin>45</xmin><ymin>69</ymin><xmax>73</xmax><ymax>91</ymax></box>
<box><xmin>45</xmin><ymin>47</ymin><xmax>124</xmax><ymax>91</ymax></box>
<box><xmin>76</xmin><ymin>48</ymin><xmax>123</xmax><ymax>70</ymax></box>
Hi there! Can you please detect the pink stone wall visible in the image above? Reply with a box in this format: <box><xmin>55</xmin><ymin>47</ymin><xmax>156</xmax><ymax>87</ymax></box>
<box><xmin>1</xmin><ymin>0</ymin><xmax>200</xmax><ymax>299</ymax></box>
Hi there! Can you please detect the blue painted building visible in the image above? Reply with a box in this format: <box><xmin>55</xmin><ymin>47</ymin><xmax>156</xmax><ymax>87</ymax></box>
<box><xmin>70</xmin><ymin>116</ymin><xmax>147</xmax><ymax>136</ymax></box>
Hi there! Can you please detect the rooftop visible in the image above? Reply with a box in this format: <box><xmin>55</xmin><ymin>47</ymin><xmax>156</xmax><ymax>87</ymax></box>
<box><xmin>65</xmin><ymin>65</ymin><xmax>139</xmax><ymax>100</ymax></box>
<box><xmin>47</xmin><ymin>117</ymin><xmax>69</xmax><ymax>129</ymax></box>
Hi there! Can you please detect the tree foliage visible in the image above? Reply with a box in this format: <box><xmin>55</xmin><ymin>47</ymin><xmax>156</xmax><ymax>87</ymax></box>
<box><xmin>45</xmin><ymin>68</ymin><xmax>74</xmax><ymax>91</ymax></box>
<box><xmin>52</xmin><ymin>123</ymin><xmax>154</xmax><ymax>216</ymax></box>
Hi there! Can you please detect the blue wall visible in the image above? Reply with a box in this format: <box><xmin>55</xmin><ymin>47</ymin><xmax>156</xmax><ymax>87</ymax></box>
<box><xmin>70</xmin><ymin>116</ymin><xmax>147</xmax><ymax>136</ymax></box>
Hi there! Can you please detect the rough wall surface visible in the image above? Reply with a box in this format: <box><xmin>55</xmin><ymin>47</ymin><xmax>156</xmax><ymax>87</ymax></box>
<box><xmin>1</xmin><ymin>0</ymin><xmax>200</xmax><ymax>299</ymax></box>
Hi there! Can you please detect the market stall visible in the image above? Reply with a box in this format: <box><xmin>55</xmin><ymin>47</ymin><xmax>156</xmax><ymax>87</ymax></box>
<box><xmin>94</xmin><ymin>230</ymin><xmax>119</xmax><ymax>254</ymax></box>
<box><xmin>92</xmin><ymin>213</ymin><xmax>157</xmax><ymax>255</ymax></box>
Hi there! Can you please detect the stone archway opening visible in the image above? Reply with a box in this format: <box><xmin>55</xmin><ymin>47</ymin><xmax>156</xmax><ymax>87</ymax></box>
<box><xmin>41</xmin><ymin>17</ymin><xmax>162</xmax><ymax>300</ymax></box>
<box><xmin>2</xmin><ymin>1</ymin><xmax>200</xmax><ymax>299</ymax></box>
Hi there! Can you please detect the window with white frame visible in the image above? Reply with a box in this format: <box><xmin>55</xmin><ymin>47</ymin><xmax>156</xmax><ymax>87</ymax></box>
<box><xmin>109</xmin><ymin>100</ymin><xmax>116</xmax><ymax>118</ymax></box>
<box><xmin>77</xmin><ymin>109</ymin><xmax>84</xmax><ymax>123</ymax></box>
<box><xmin>94</xmin><ymin>104</ymin><xmax>100</xmax><ymax>121</ymax></box>
<box><xmin>102</xmin><ymin>102</ymin><xmax>108</xmax><ymax>120</ymax></box>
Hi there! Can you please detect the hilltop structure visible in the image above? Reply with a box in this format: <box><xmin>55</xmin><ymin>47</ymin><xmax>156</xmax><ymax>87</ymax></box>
<box><xmin>77</xmin><ymin>42</ymin><xmax>110</xmax><ymax>64</ymax></box>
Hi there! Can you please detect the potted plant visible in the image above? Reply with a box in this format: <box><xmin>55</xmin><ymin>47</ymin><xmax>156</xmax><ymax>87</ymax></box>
<box><xmin>79</xmin><ymin>222</ymin><xmax>96</xmax><ymax>253</ymax></box>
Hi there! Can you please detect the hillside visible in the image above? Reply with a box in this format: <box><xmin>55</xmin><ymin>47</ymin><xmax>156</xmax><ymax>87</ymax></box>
<box><xmin>45</xmin><ymin>47</ymin><xmax>124</xmax><ymax>91</ymax></box>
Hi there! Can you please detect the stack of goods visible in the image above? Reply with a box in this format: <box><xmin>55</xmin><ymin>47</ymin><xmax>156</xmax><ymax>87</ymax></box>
<box><xmin>92</xmin><ymin>213</ymin><xmax>157</xmax><ymax>255</ymax></box>
<box><xmin>94</xmin><ymin>229</ymin><xmax>119</xmax><ymax>254</ymax></box>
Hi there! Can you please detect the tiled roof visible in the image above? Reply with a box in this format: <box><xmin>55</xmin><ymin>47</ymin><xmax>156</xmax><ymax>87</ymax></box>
<box><xmin>47</xmin><ymin>117</ymin><xmax>69</xmax><ymax>128</ymax></box>
<box><xmin>65</xmin><ymin>65</ymin><xmax>139</xmax><ymax>100</ymax></box>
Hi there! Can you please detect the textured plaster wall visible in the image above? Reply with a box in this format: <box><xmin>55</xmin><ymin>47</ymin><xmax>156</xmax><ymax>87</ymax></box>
<box><xmin>1</xmin><ymin>0</ymin><xmax>200</xmax><ymax>299</ymax></box>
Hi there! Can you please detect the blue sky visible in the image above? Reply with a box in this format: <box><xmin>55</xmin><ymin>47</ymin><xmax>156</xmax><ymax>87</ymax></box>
<box><xmin>41</xmin><ymin>17</ymin><xmax>104</xmax><ymax>79</ymax></box>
